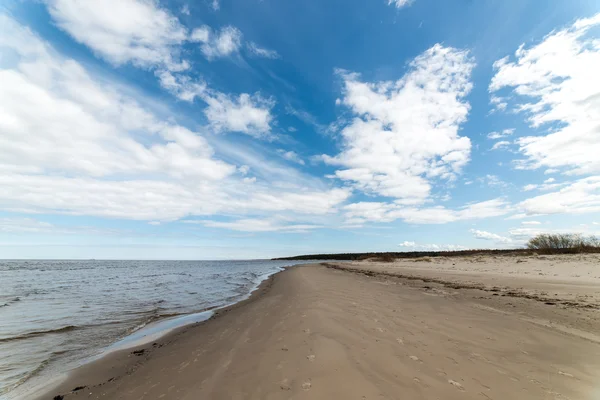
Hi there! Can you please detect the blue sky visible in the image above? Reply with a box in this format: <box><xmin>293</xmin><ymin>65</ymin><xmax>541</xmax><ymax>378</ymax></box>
<box><xmin>1</xmin><ymin>0</ymin><xmax>599</xmax><ymax>259</ymax></box>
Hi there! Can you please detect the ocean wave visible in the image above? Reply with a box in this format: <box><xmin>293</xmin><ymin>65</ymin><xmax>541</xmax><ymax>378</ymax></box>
<box><xmin>0</xmin><ymin>350</ymin><xmax>68</xmax><ymax>395</ymax></box>
<box><xmin>0</xmin><ymin>325</ymin><xmax>78</xmax><ymax>344</ymax></box>
<box><xmin>125</xmin><ymin>310</ymin><xmax>186</xmax><ymax>335</ymax></box>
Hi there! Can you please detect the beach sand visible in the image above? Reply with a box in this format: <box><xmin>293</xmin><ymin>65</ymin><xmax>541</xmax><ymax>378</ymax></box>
<box><xmin>37</xmin><ymin>256</ymin><xmax>600</xmax><ymax>400</ymax></box>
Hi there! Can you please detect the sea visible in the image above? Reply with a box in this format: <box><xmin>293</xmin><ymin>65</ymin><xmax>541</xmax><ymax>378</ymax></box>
<box><xmin>0</xmin><ymin>259</ymin><xmax>317</xmax><ymax>399</ymax></box>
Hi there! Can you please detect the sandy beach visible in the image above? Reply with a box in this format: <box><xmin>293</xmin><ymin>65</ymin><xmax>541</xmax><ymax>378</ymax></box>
<box><xmin>37</xmin><ymin>255</ymin><xmax>600</xmax><ymax>400</ymax></box>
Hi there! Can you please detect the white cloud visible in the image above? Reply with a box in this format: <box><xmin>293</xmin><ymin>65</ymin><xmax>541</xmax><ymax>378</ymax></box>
<box><xmin>487</xmin><ymin>128</ymin><xmax>514</xmax><ymax>140</ymax></box>
<box><xmin>387</xmin><ymin>0</ymin><xmax>413</xmax><ymax>8</ymax></box>
<box><xmin>490</xmin><ymin>13</ymin><xmax>600</xmax><ymax>175</ymax></box>
<box><xmin>277</xmin><ymin>150</ymin><xmax>305</xmax><ymax>165</ymax></box>
<box><xmin>211</xmin><ymin>0</ymin><xmax>220</xmax><ymax>11</ymax></box>
<box><xmin>157</xmin><ymin>70</ymin><xmax>207</xmax><ymax>102</ymax></box>
<box><xmin>521</xmin><ymin>221</ymin><xmax>541</xmax><ymax>225</ymax></box>
<box><xmin>42</xmin><ymin>0</ymin><xmax>272</xmax><ymax>137</ymax></box>
<box><xmin>180</xmin><ymin>5</ymin><xmax>190</xmax><ymax>15</ymax></box>
<box><xmin>469</xmin><ymin>229</ymin><xmax>512</xmax><ymax>243</ymax></box>
<box><xmin>343</xmin><ymin>198</ymin><xmax>510</xmax><ymax>225</ymax></box>
<box><xmin>490</xmin><ymin>140</ymin><xmax>511</xmax><ymax>151</ymax></box>
<box><xmin>0</xmin><ymin>15</ymin><xmax>349</xmax><ymax>222</ymax></box>
<box><xmin>190</xmin><ymin>25</ymin><xmax>243</xmax><ymax>60</ymax></box>
<box><xmin>522</xmin><ymin>180</ymin><xmax>568</xmax><ymax>192</ymax></box>
<box><xmin>0</xmin><ymin>16</ymin><xmax>232</xmax><ymax>182</ymax></box>
<box><xmin>157</xmin><ymin>71</ymin><xmax>275</xmax><ymax>137</ymax></box>
<box><xmin>190</xmin><ymin>26</ymin><xmax>210</xmax><ymax>42</ymax></box>
<box><xmin>518</xmin><ymin>176</ymin><xmax>600</xmax><ymax>216</ymax></box>
<box><xmin>0</xmin><ymin>217</ymin><xmax>55</xmax><ymax>234</ymax></box>
<box><xmin>191</xmin><ymin>218</ymin><xmax>321</xmax><ymax>233</ymax></box>
<box><xmin>247</xmin><ymin>42</ymin><xmax>280</xmax><ymax>59</ymax></box>
<box><xmin>238</xmin><ymin>165</ymin><xmax>250</xmax><ymax>175</ymax></box>
<box><xmin>204</xmin><ymin>93</ymin><xmax>274</xmax><ymax>137</ymax></box>
<box><xmin>508</xmin><ymin>225</ymin><xmax>600</xmax><ymax>240</ymax></box>
<box><xmin>398</xmin><ymin>242</ymin><xmax>468</xmax><ymax>251</ymax></box>
<box><xmin>324</xmin><ymin>45</ymin><xmax>474</xmax><ymax>204</ymax></box>
<box><xmin>0</xmin><ymin>174</ymin><xmax>349</xmax><ymax>221</ymax></box>
<box><xmin>43</xmin><ymin>0</ymin><xmax>188</xmax><ymax>71</ymax></box>
<box><xmin>481</xmin><ymin>175</ymin><xmax>508</xmax><ymax>188</ymax></box>
<box><xmin>0</xmin><ymin>217</ymin><xmax>126</xmax><ymax>235</ymax></box>
<box><xmin>508</xmin><ymin>227</ymin><xmax>544</xmax><ymax>240</ymax></box>
<box><xmin>489</xmin><ymin>95</ymin><xmax>508</xmax><ymax>112</ymax></box>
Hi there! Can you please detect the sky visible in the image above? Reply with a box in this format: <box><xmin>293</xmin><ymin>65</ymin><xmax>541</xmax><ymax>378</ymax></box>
<box><xmin>0</xmin><ymin>0</ymin><xmax>599</xmax><ymax>259</ymax></box>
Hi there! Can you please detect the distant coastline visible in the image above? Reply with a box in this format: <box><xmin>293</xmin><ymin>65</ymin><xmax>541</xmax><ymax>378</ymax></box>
<box><xmin>272</xmin><ymin>248</ymin><xmax>562</xmax><ymax>261</ymax></box>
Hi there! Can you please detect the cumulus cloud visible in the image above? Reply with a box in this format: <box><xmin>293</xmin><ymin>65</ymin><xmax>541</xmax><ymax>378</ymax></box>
<box><xmin>157</xmin><ymin>70</ymin><xmax>207</xmax><ymax>102</ymax></box>
<box><xmin>489</xmin><ymin>95</ymin><xmax>507</xmax><ymax>112</ymax></box>
<box><xmin>490</xmin><ymin>13</ymin><xmax>600</xmax><ymax>175</ymax></box>
<box><xmin>190</xmin><ymin>25</ymin><xmax>243</xmax><ymax>60</ymax></box>
<box><xmin>324</xmin><ymin>45</ymin><xmax>474</xmax><ymax>204</ymax></box>
<box><xmin>522</xmin><ymin>180</ymin><xmax>568</xmax><ymax>192</ymax></box>
<box><xmin>387</xmin><ymin>0</ymin><xmax>413</xmax><ymax>8</ymax></box>
<box><xmin>508</xmin><ymin>226</ymin><xmax>600</xmax><ymax>240</ymax></box>
<box><xmin>44</xmin><ymin>0</ymin><xmax>189</xmax><ymax>71</ymax></box>
<box><xmin>41</xmin><ymin>1</ymin><xmax>276</xmax><ymax>137</ymax></box>
<box><xmin>521</xmin><ymin>221</ymin><xmax>541</xmax><ymax>225</ymax></box>
<box><xmin>507</xmin><ymin>227</ymin><xmax>544</xmax><ymax>240</ymax></box>
<box><xmin>0</xmin><ymin>16</ymin><xmax>232</xmax><ymax>181</ymax></box>
<box><xmin>343</xmin><ymin>198</ymin><xmax>510</xmax><ymax>225</ymax></box>
<box><xmin>277</xmin><ymin>150</ymin><xmax>305</xmax><ymax>165</ymax></box>
<box><xmin>156</xmin><ymin>71</ymin><xmax>275</xmax><ymax>137</ymax></box>
<box><xmin>247</xmin><ymin>42</ymin><xmax>280</xmax><ymax>59</ymax></box>
<box><xmin>399</xmin><ymin>241</ymin><xmax>416</xmax><ymax>247</ymax></box>
<box><xmin>0</xmin><ymin>15</ymin><xmax>349</xmax><ymax>222</ymax></box>
<box><xmin>490</xmin><ymin>140</ymin><xmax>511</xmax><ymax>151</ymax></box>
<box><xmin>480</xmin><ymin>175</ymin><xmax>508</xmax><ymax>188</ymax></box>
<box><xmin>487</xmin><ymin>128</ymin><xmax>514</xmax><ymax>140</ymax></box>
<box><xmin>204</xmin><ymin>93</ymin><xmax>274</xmax><ymax>137</ymax></box>
<box><xmin>469</xmin><ymin>229</ymin><xmax>512</xmax><ymax>244</ymax></box>
<box><xmin>517</xmin><ymin>176</ymin><xmax>600</xmax><ymax>216</ymax></box>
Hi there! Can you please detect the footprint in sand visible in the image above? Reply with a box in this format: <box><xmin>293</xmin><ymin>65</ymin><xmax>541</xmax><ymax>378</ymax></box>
<box><xmin>448</xmin><ymin>379</ymin><xmax>465</xmax><ymax>391</ymax></box>
<box><xmin>302</xmin><ymin>381</ymin><xmax>312</xmax><ymax>391</ymax></box>
<box><xmin>307</xmin><ymin>354</ymin><xmax>316</xmax><ymax>362</ymax></box>
<box><xmin>303</xmin><ymin>328</ymin><xmax>311</xmax><ymax>334</ymax></box>
<box><xmin>280</xmin><ymin>379</ymin><xmax>291</xmax><ymax>391</ymax></box>
<box><xmin>396</xmin><ymin>338</ymin><xmax>404</xmax><ymax>345</ymax></box>
<box><xmin>409</xmin><ymin>355</ymin><xmax>420</xmax><ymax>361</ymax></box>
<box><xmin>376</xmin><ymin>327</ymin><xmax>385</xmax><ymax>333</ymax></box>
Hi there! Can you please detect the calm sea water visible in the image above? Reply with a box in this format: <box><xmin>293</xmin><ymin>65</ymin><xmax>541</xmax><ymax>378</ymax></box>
<box><xmin>0</xmin><ymin>259</ymin><xmax>313</xmax><ymax>399</ymax></box>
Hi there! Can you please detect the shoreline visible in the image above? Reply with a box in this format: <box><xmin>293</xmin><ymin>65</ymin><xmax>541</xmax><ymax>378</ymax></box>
<box><xmin>36</xmin><ymin>258</ymin><xmax>600</xmax><ymax>399</ymax></box>
<box><xmin>25</xmin><ymin>265</ymin><xmax>292</xmax><ymax>400</ymax></box>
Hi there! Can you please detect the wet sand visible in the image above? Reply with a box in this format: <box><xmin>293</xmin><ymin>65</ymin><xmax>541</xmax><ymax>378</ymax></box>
<box><xmin>37</xmin><ymin>258</ymin><xmax>600</xmax><ymax>400</ymax></box>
